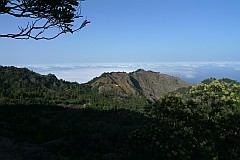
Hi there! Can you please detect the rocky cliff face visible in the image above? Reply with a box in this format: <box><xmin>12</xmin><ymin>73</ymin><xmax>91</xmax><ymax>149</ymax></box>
<box><xmin>90</xmin><ymin>69</ymin><xmax>192</xmax><ymax>101</ymax></box>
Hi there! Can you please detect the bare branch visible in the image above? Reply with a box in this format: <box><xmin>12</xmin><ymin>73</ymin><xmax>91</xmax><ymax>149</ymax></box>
<box><xmin>0</xmin><ymin>0</ymin><xmax>90</xmax><ymax>40</ymax></box>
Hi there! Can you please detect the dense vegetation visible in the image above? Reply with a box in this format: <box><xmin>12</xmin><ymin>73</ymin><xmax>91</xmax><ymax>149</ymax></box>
<box><xmin>0</xmin><ymin>66</ymin><xmax>87</xmax><ymax>105</ymax></box>
<box><xmin>0</xmin><ymin>66</ymin><xmax>239</xmax><ymax>159</ymax></box>
<box><xmin>0</xmin><ymin>66</ymin><xmax>148</xmax><ymax>109</ymax></box>
<box><xmin>129</xmin><ymin>78</ymin><xmax>240</xmax><ymax>159</ymax></box>
<box><xmin>0</xmin><ymin>105</ymin><xmax>148</xmax><ymax>160</ymax></box>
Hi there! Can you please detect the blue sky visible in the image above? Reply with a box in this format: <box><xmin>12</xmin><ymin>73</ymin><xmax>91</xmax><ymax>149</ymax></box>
<box><xmin>0</xmin><ymin>0</ymin><xmax>240</xmax><ymax>65</ymax></box>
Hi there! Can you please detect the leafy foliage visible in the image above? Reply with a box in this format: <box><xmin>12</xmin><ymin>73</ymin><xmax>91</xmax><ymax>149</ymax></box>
<box><xmin>0</xmin><ymin>0</ymin><xmax>89</xmax><ymax>40</ymax></box>
<box><xmin>189</xmin><ymin>79</ymin><xmax>240</xmax><ymax>106</ymax></box>
<box><xmin>129</xmin><ymin>80</ymin><xmax>240</xmax><ymax>160</ymax></box>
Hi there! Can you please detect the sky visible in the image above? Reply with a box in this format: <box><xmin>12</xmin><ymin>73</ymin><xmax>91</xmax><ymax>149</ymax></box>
<box><xmin>0</xmin><ymin>0</ymin><xmax>240</xmax><ymax>65</ymax></box>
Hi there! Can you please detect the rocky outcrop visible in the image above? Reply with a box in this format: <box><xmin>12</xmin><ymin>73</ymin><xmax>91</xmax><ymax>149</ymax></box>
<box><xmin>90</xmin><ymin>69</ymin><xmax>192</xmax><ymax>101</ymax></box>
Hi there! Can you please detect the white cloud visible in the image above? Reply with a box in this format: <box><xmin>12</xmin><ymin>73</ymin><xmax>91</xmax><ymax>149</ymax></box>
<box><xmin>19</xmin><ymin>62</ymin><xmax>240</xmax><ymax>83</ymax></box>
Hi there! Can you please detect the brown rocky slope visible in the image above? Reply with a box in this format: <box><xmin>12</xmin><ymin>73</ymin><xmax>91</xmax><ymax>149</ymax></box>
<box><xmin>89</xmin><ymin>69</ymin><xmax>192</xmax><ymax>101</ymax></box>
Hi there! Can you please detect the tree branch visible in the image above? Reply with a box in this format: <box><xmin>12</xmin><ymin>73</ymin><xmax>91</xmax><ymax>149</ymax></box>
<box><xmin>0</xmin><ymin>0</ymin><xmax>90</xmax><ymax>40</ymax></box>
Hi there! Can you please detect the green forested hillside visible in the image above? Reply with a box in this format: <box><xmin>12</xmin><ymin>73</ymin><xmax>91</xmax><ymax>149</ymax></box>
<box><xmin>0</xmin><ymin>66</ymin><xmax>148</xmax><ymax>109</ymax></box>
<box><xmin>0</xmin><ymin>66</ymin><xmax>90</xmax><ymax>105</ymax></box>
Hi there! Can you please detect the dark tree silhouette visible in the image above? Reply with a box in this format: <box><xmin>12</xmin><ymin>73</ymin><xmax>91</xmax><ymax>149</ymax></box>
<box><xmin>0</xmin><ymin>0</ymin><xmax>90</xmax><ymax>40</ymax></box>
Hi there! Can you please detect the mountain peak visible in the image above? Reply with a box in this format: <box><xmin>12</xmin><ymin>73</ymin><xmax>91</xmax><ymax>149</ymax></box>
<box><xmin>135</xmin><ymin>69</ymin><xmax>146</xmax><ymax>72</ymax></box>
<box><xmin>90</xmin><ymin>69</ymin><xmax>192</xmax><ymax>101</ymax></box>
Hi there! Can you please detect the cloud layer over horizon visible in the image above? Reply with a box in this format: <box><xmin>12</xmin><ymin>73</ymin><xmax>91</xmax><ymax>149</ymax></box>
<box><xmin>17</xmin><ymin>62</ymin><xmax>240</xmax><ymax>84</ymax></box>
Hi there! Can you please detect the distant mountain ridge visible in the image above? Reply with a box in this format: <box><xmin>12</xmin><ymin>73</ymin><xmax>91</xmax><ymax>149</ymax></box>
<box><xmin>89</xmin><ymin>69</ymin><xmax>192</xmax><ymax>101</ymax></box>
<box><xmin>0</xmin><ymin>66</ymin><xmax>191</xmax><ymax>108</ymax></box>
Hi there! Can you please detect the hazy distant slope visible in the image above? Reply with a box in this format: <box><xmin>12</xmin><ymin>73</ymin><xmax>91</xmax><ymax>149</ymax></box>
<box><xmin>90</xmin><ymin>69</ymin><xmax>192</xmax><ymax>101</ymax></box>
